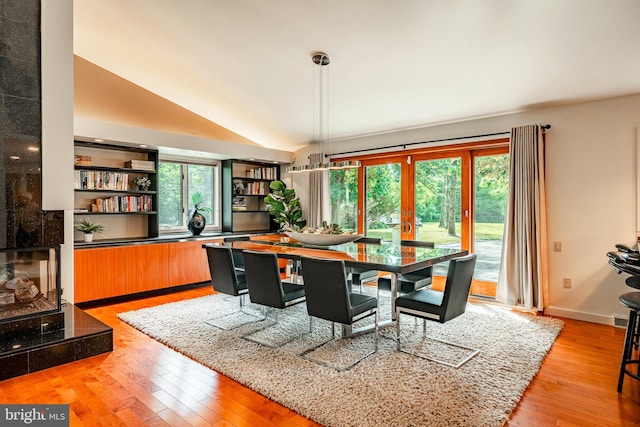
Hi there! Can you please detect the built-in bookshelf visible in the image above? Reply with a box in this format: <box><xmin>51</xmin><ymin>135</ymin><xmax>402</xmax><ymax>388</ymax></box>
<box><xmin>73</xmin><ymin>141</ymin><xmax>159</xmax><ymax>241</ymax></box>
<box><xmin>222</xmin><ymin>160</ymin><xmax>280</xmax><ymax>232</ymax></box>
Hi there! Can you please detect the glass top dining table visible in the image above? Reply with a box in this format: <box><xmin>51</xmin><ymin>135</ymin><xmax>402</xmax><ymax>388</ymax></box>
<box><xmin>206</xmin><ymin>236</ymin><xmax>468</xmax><ymax>334</ymax></box>
<box><xmin>222</xmin><ymin>236</ymin><xmax>467</xmax><ymax>275</ymax></box>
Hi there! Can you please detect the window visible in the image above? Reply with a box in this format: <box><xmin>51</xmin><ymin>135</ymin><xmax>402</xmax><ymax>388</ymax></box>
<box><xmin>158</xmin><ymin>161</ymin><xmax>219</xmax><ymax>231</ymax></box>
<box><xmin>329</xmin><ymin>168</ymin><xmax>358</xmax><ymax>232</ymax></box>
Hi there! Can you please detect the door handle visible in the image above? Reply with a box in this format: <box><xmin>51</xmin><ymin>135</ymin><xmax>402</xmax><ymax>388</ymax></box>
<box><xmin>407</xmin><ymin>221</ymin><xmax>412</xmax><ymax>232</ymax></box>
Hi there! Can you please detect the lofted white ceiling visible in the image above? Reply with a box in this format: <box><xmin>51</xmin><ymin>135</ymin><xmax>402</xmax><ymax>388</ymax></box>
<box><xmin>73</xmin><ymin>0</ymin><xmax>640</xmax><ymax>152</ymax></box>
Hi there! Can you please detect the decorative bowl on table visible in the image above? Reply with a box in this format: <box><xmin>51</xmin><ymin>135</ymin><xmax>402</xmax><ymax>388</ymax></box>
<box><xmin>284</xmin><ymin>231</ymin><xmax>362</xmax><ymax>246</ymax></box>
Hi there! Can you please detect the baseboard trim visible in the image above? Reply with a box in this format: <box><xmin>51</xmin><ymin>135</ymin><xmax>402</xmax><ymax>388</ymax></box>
<box><xmin>544</xmin><ymin>306</ymin><xmax>618</xmax><ymax>326</ymax></box>
<box><xmin>75</xmin><ymin>282</ymin><xmax>211</xmax><ymax>309</ymax></box>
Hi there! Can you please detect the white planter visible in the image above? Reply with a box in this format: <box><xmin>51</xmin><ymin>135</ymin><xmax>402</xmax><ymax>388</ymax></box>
<box><xmin>83</xmin><ymin>233</ymin><xmax>94</xmax><ymax>242</ymax></box>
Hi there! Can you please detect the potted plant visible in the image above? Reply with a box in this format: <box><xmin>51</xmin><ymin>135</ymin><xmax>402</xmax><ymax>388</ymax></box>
<box><xmin>186</xmin><ymin>192</ymin><xmax>212</xmax><ymax>236</ymax></box>
<box><xmin>264</xmin><ymin>180</ymin><xmax>306</xmax><ymax>231</ymax></box>
<box><xmin>74</xmin><ymin>218</ymin><xmax>106</xmax><ymax>242</ymax></box>
<box><xmin>135</xmin><ymin>176</ymin><xmax>151</xmax><ymax>191</ymax></box>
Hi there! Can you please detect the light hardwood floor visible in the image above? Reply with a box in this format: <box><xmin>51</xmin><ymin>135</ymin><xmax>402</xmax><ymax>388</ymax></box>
<box><xmin>0</xmin><ymin>286</ymin><xmax>638</xmax><ymax>426</ymax></box>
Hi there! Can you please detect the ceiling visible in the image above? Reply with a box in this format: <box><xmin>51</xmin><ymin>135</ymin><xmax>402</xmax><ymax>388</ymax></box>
<box><xmin>74</xmin><ymin>56</ymin><xmax>259</xmax><ymax>147</ymax></box>
<box><xmin>73</xmin><ymin>0</ymin><xmax>640</xmax><ymax>153</ymax></box>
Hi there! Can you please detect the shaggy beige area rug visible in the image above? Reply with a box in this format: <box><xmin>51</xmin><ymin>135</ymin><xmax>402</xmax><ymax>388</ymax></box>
<box><xmin>118</xmin><ymin>294</ymin><xmax>563</xmax><ymax>427</ymax></box>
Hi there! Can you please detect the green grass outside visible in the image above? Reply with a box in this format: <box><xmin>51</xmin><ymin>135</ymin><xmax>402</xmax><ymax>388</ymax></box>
<box><xmin>366</xmin><ymin>222</ymin><xmax>504</xmax><ymax>245</ymax></box>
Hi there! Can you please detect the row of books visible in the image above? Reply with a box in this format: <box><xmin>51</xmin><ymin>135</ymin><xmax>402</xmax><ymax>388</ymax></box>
<box><xmin>231</xmin><ymin>196</ymin><xmax>268</xmax><ymax>211</ymax></box>
<box><xmin>232</xmin><ymin>197</ymin><xmax>247</xmax><ymax>211</ymax></box>
<box><xmin>241</xmin><ymin>181</ymin><xmax>267</xmax><ymax>195</ymax></box>
<box><xmin>90</xmin><ymin>195</ymin><xmax>153</xmax><ymax>213</ymax></box>
<box><xmin>244</xmin><ymin>166</ymin><xmax>277</xmax><ymax>180</ymax></box>
<box><xmin>74</xmin><ymin>170</ymin><xmax>131</xmax><ymax>191</ymax></box>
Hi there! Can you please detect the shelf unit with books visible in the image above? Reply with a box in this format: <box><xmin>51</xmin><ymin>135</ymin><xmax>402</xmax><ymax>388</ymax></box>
<box><xmin>222</xmin><ymin>160</ymin><xmax>280</xmax><ymax>232</ymax></box>
<box><xmin>73</xmin><ymin>141</ymin><xmax>159</xmax><ymax>241</ymax></box>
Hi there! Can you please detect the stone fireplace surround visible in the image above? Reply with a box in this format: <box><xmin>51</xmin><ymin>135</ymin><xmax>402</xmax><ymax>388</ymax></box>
<box><xmin>0</xmin><ymin>0</ymin><xmax>112</xmax><ymax>380</ymax></box>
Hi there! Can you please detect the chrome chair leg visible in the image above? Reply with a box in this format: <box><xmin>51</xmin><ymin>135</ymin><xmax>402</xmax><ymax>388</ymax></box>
<box><xmin>242</xmin><ymin>307</ymin><xmax>310</xmax><ymax>348</ymax></box>
<box><xmin>205</xmin><ymin>294</ymin><xmax>263</xmax><ymax>330</ymax></box>
<box><xmin>374</xmin><ymin>310</ymin><xmax>379</xmax><ymax>352</ymax></box>
<box><xmin>301</xmin><ymin>312</ymin><xmax>378</xmax><ymax>372</ymax></box>
<box><xmin>396</xmin><ymin>308</ymin><xmax>480</xmax><ymax>368</ymax></box>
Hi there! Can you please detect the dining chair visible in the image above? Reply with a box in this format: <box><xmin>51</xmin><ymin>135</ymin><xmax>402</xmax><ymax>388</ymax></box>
<box><xmin>223</xmin><ymin>235</ymin><xmax>250</xmax><ymax>272</ymax></box>
<box><xmin>349</xmin><ymin>236</ymin><xmax>382</xmax><ymax>293</ymax></box>
<box><xmin>395</xmin><ymin>253</ymin><xmax>478</xmax><ymax>368</ymax></box>
<box><xmin>241</xmin><ymin>250</ymin><xmax>308</xmax><ymax>347</ymax></box>
<box><xmin>203</xmin><ymin>244</ymin><xmax>261</xmax><ymax>330</ymax></box>
<box><xmin>378</xmin><ymin>240</ymin><xmax>435</xmax><ymax>294</ymax></box>
<box><xmin>300</xmin><ymin>256</ymin><xmax>379</xmax><ymax>371</ymax></box>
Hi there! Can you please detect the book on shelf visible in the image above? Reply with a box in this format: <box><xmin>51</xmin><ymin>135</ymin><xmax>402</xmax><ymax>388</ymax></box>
<box><xmin>124</xmin><ymin>160</ymin><xmax>155</xmax><ymax>171</ymax></box>
<box><xmin>74</xmin><ymin>154</ymin><xmax>92</xmax><ymax>166</ymax></box>
<box><xmin>74</xmin><ymin>170</ymin><xmax>130</xmax><ymax>191</ymax></box>
<box><xmin>243</xmin><ymin>181</ymin><xmax>268</xmax><ymax>195</ymax></box>
<box><xmin>90</xmin><ymin>195</ymin><xmax>153</xmax><ymax>213</ymax></box>
<box><xmin>232</xmin><ymin>197</ymin><xmax>247</xmax><ymax>211</ymax></box>
<box><xmin>243</xmin><ymin>166</ymin><xmax>278</xmax><ymax>180</ymax></box>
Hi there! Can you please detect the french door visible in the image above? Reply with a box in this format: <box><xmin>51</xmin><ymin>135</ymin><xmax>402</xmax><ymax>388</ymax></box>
<box><xmin>354</xmin><ymin>141</ymin><xmax>509</xmax><ymax>298</ymax></box>
<box><xmin>357</xmin><ymin>153</ymin><xmax>468</xmax><ymax>246</ymax></box>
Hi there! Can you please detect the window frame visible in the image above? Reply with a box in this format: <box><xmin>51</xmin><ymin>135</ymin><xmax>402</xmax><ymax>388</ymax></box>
<box><xmin>157</xmin><ymin>157</ymin><xmax>221</xmax><ymax>234</ymax></box>
<box><xmin>331</xmin><ymin>138</ymin><xmax>509</xmax><ymax>247</ymax></box>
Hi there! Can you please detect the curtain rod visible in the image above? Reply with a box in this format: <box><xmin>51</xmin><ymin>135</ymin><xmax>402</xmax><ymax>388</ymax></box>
<box><xmin>327</xmin><ymin>124</ymin><xmax>551</xmax><ymax>159</ymax></box>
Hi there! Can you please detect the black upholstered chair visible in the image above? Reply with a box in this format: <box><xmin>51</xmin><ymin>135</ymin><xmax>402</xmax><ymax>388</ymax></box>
<box><xmin>349</xmin><ymin>236</ymin><xmax>382</xmax><ymax>292</ymax></box>
<box><xmin>203</xmin><ymin>244</ymin><xmax>259</xmax><ymax>329</ymax></box>
<box><xmin>241</xmin><ymin>250</ymin><xmax>307</xmax><ymax>347</ymax></box>
<box><xmin>395</xmin><ymin>253</ymin><xmax>478</xmax><ymax>367</ymax></box>
<box><xmin>378</xmin><ymin>240</ymin><xmax>435</xmax><ymax>294</ymax></box>
<box><xmin>300</xmin><ymin>256</ymin><xmax>379</xmax><ymax>371</ymax></box>
<box><xmin>223</xmin><ymin>235</ymin><xmax>250</xmax><ymax>272</ymax></box>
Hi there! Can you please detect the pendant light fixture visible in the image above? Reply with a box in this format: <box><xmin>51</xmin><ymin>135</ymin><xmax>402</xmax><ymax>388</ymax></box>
<box><xmin>287</xmin><ymin>52</ymin><xmax>360</xmax><ymax>173</ymax></box>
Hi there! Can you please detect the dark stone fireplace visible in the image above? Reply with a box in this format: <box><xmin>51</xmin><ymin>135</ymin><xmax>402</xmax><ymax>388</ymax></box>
<box><xmin>0</xmin><ymin>246</ymin><xmax>61</xmax><ymax>325</ymax></box>
<box><xmin>0</xmin><ymin>0</ymin><xmax>112</xmax><ymax>380</ymax></box>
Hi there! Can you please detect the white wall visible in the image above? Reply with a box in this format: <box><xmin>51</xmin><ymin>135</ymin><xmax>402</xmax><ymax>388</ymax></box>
<box><xmin>287</xmin><ymin>94</ymin><xmax>640</xmax><ymax>325</ymax></box>
<box><xmin>42</xmin><ymin>0</ymin><xmax>75</xmax><ymax>301</ymax></box>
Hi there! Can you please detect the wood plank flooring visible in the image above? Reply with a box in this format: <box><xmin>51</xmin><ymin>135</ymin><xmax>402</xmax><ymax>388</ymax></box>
<box><xmin>1</xmin><ymin>286</ymin><xmax>638</xmax><ymax>426</ymax></box>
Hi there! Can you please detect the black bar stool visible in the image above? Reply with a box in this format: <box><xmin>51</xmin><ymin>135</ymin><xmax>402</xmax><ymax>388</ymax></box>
<box><xmin>618</xmin><ymin>292</ymin><xmax>640</xmax><ymax>392</ymax></box>
<box><xmin>625</xmin><ymin>276</ymin><xmax>640</xmax><ymax>290</ymax></box>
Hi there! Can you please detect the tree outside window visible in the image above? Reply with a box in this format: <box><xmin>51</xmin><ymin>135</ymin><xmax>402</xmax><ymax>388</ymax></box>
<box><xmin>329</xmin><ymin>168</ymin><xmax>358</xmax><ymax>231</ymax></box>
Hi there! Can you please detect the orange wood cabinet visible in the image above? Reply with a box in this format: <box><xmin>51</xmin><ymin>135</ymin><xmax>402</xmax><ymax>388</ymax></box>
<box><xmin>74</xmin><ymin>239</ymin><xmax>223</xmax><ymax>303</ymax></box>
<box><xmin>124</xmin><ymin>243</ymin><xmax>170</xmax><ymax>294</ymax></box>
<box><xmin>74</xmin><ymin>246</ymin><xmax>127</xmax><ymax>302</ymax></box>
<box><xmin>167</xmin><ymin>240</ymin><xmax>219</xmax><ymax>287</ymax></box>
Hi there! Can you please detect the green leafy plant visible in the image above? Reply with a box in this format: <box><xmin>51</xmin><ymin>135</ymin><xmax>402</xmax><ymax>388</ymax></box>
<box><xmin>300</xmin><ymin>221</ymin><xmax>346</xmax><ymax>234</ymax></box>
<box><xmin>74</xmin><ymin>218</ymin><xmax>106</xmax><ymax>234</ymax></box>
<box><xmin>189</xmin><ymin>192</ymin><xmax>212</xmax><ymax>214</ymax></box>
<box><xmin>264</xmin><ymin>180</ymin><xmax>306</xmax><ymax>231</ymax></box>
<box><xmin>185</xmin><ymin>192</ymin><xmax>212</xmax><ymax>235</ymax></box>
